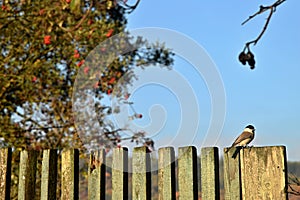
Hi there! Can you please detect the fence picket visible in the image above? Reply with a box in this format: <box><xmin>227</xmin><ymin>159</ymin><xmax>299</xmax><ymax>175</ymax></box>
<box><xmin>224</xmin><ymin>146</ymin><xmax>288</xmax><ymax>200</ymax></box>
<box><xmin>18</xmin><ymin>150</ymin><xmax>38</xmax><ymax>200</ymax></box>
<box><xmin>112</xmin><ymin>147</ymin><xmax>128</xmax><ymax>200</ymax></box>
<box><xmin>158</xmin><ymin>147</ymin><xmax>176</xmax><ymax>200</ymax></box>
<box><xmin>223</xmin><ymin>147</ymin><xmax>241</xmax><ymax>200</ymax></box>
<box><xmin>0</xmin><ymin>148</ymin><xmax>12</xmax><ymax>200</ymax></box>
<box><xmin>240</xmin><ymin>146</ymin><xmax>288</xmax><ymax>200</ymax></box>
<box><xmin>132</xmin><ymin>146</ymin><xmax>151</xmax><ymax>200</ymax></box>
<box><xmin>178</xmin><ymin>146</ymin><xmax>198</xmax><ymax>200</ymax></box>
<box><xmin>61</xmin><ymin>149</ymin><xmax>79</xmax><ymax>200</ymax></box>
<box><xmin>88</xmin><ymin>149</ymin><xmax>106</xmax><ymax>200</ymax></box>
<box><xmin>200</xmin><ymin>147</ymin><xmax>220</xmax><ymax>200</ymax></box>
<box><xmin>41</xmin><ymin>149</ymin><xmax>58</xmax><ymax>200</ymax></box>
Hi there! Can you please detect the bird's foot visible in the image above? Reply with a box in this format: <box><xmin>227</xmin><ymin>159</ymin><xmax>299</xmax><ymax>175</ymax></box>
<box><xmin>244</xmin><ymin>145</ymin><xmax>254</xmax><ymax>151</ymax></box>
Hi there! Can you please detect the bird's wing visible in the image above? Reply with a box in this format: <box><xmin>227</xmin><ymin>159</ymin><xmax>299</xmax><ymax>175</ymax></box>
<box><xmin>232</xmin><ymin>131</ymin><xmax>253</xmax><ymax>146</ymax></box>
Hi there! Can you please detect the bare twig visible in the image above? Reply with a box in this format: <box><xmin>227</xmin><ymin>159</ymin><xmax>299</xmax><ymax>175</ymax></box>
<box><xmin>242</xmin><ymin>0</ymin><xmax>286</xmax><ymax>49</ymax></box>
<box><xmin>289</xmin><ymin>184</ymin><xmax>300</xmax><ymax>196</ymax></box>
<box><xmin>59</xmin><ymin>1</ymin><xmax>93</xmax><ymax>32</ymax></box>
<box><xmin>288</xmin><ymin>172</ymin><xmax>300</xmax><ymax>196</ymax></box>
<box><xmin>119</xmin><ymin>0</ymin><xmax>141</xmax><ymax>13</ymax></box>
<box><xmin>244</xmin><ymin>7</ymin><xmax>274</xmax><ymax>49</ymax></box>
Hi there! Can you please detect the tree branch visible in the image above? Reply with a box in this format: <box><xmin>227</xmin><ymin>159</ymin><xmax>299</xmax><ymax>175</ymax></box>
<box><xmin>119</xmin><ymin>0</ymin><xmax>141</xmax><ymax>13</ymax></box>
<box><xmin>242</xmin><ymin>0</ymin><xmax>286</xmax><ymax>49</ymax></box>
<box><xmin>288</xmin><ymin>172</ymin><xmax>300</xmax><ymax>196</ymax></box>
<box><xmin>245</xmin><ymin>7</ymin><xmax>274</xmax><ymax>49</ymax></box>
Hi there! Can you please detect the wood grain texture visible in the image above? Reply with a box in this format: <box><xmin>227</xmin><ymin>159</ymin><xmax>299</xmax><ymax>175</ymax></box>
<box><xmin>132</xmin><ymin>146</ymin><xmax>151</xmax><ymax>200</ymax></box>
<box><xmin>61</xmin><ymin>149</ymin><xmax>79</xmax><ymax>200</ymax></box>
<box><xmin>0</xmin><ymin>148</ymin><xmax>12</xmax><ymax>200</ymax></box>
<box><xmin>88</xmin><ymin>149</ymin><xmax>106</xmax><ymax>200</ymax></box>
<box><xmin>224</xmin><ymin>147</ymin><xmax>241</xmax><ymax>200</ymax></box>
<box><xmin>158</xmin><ymin>147</ymin><xmax>176</xmax><ymax>200</ymax></box>
<box><xmin>200</xmin><ymin>147</ymin><xmax>220</xmax><ymax>200</ymax></box>
<box><xmin>224</xmin><ymin>146</ymin><xmax>288</xmax><ymax>200</ymax></box>
<box><xmin>178</xmin><ymin>146</ymin><xmax>198</xmax><ymax>200</ymax></box>
<box><xmin>240</xmin><ymin>146</ymin><xmax>288</xmax><ymax>200</ymax></box>
<box><xmin>18</xmin><ymin>150</ymin><xmax>38</xmax><ymax>200</ymax></box>
<box><xmin>112</xmin><ymin>147</ymin><xmax>128</xmax><ymax>200</ymax></box>
<box><xmin>41</xmin><ymin>149</ymin><xmax>58</xmax><ymax>200</ymax></box>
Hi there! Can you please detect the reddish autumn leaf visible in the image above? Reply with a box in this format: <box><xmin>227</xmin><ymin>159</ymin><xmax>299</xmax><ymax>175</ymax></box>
<box><xmin>83</xmin><ymin>66</ymin><xmax>89</xmax><ymax>74</ymax></box>
<box><xmin>73</xmin><ymin>50</ymin><xmax>80</xmax><ymax>58</ymax></box>
<box><xmin>39</xmin><ymin>9</ymin><xmax>45</xmax><ymax>15</ymax></box>
<box><xmin>44</xmin><ymin>35</ymin><xmax>51</xmax><ymax>45</ymax></box>
<box><xmin>1</xmin><ymin>5</ymin><xmax>7</xmax><ymax>11</ymax></box>
<box><xmin>88</xmin><ymin>19</ymin><xmax>93</xmax><ymax>25</ymax></box>
<box><xmin>32</xmin><ymin>76</ymin><xmax>37</xmax><ymax>82</ymax></box>
<box><xmin>77</xmin><ymin>60</ymin><xmax>85</xmax><ymax>67</ymax></box>
<box><xmin>108</xmin><ymin>77</ymin><xmax>116</xmax><ymax>84</ymax></box>
<box><xmin>106</xmin><ymin>29</ymin><xmax>114</xmax><ymax>38</ymax></box>
<box><xmin>107</xmin><ymin>89</ymin><xmax>112</xmax><ymax>95</ymax></box>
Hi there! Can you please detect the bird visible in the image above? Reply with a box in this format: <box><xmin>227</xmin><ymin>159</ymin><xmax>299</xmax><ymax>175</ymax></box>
<box><xmin>225</xmin><ymin>125</ymin><xmax>255</xmax><ymax>153</ymax></box>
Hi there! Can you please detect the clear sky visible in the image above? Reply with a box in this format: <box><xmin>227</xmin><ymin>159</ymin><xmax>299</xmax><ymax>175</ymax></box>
<box><xmin>116</xmin><ymin>0</ymin><xmax>300</xmax><ymax>160</ymax></box>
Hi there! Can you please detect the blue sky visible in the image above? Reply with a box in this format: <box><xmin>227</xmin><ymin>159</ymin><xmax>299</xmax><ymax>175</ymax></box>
<box><xmin>117</xmin><ymin>0</ymin><xmax>300</xmax><ymax>160</ymax></box>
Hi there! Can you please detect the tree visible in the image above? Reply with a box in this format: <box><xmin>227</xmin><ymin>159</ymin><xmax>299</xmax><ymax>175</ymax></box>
<box><xmin>0</xmin><ymin>1</ymin><xmax>174</xmax><ymax>198</ymax></box>
<box><xmin>0</xmin><ymin>0</ymin><xmax>174</xmax><ymax>151</ymax></box>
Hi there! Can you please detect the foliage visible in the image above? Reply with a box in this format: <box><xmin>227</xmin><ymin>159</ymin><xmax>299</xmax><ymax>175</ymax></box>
<box><xmin>0</xmin><ymin>1</ymin><xmax>174</xmax><ymax>198</ymax></box>
<box><xmin>0</xmin><ymin>0</ymin><xmax>174</xmax><ymax>151</ymax></box>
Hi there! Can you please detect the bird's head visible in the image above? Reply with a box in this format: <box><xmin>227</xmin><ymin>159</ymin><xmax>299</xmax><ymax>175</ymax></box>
<box><xmin>245</xmin><ymin>124</ymin><xmax>255</xmax><ymax>133</ymax></box>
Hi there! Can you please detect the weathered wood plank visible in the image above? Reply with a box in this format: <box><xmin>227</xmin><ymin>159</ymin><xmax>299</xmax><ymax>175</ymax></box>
<box><xmin>223</xmin><ymin>147</ymin><xmax>242</xmax><ymax>200</ymax></box>
<box><xmin>178</xmin><ymin>146</ymin><xmax>198</xmax><ymax>200</ymax></box>
<box><xmin>18</xmin><ymin>150</ymin><xmax>38</xmax><ymax>200</ymax></box>
<box><xmin>200</xmin><ymin>147</ymin><xmax>220</xmax><ymax>200</ymax></box>
<box><xmin>132</xmin><ymin>146</ymin><xmax>151</xmax><ymax>200</ymax></box>
<box><xmin>61</xmin><ymin>149</ymin><xmax>79</xmax><ymax>200</ymax></box>
<box><xmin>88</xmin><ymin>149</ymin><xmax>106</xmax><ymax>200</ymax></box>
<box><xmin>0</xmin><ymin>148</ymin><xmax>12</xmax><ymax>200</ymax></box>
<box><xmin>158</xmin><ymin>147</ymin><xmax>176</xmax><ymax>200</ymax></box>
<box><xmin>112</xmin><ymin>147</ymin><xmax>128</xmax><ymax>200</ymax></box>
<box><xmin>41</xmin><ymin>149</ymin><xmax>58</xmax><ymax>200</ymax></box>
<box><xmin>240</xmin><ymin>146</ymin><xmax>288</xmax><ymax>200</ymax></box>
<box><xmin>224</xmin><ymin>146</ymin><xmax>288</xmax><ymax>200</ymax></box>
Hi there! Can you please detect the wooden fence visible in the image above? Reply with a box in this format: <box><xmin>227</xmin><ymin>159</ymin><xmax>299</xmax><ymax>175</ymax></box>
<box><xmin>0</xmin><ymin>146</ymin><xmax>288</xmax><ymax>200</ymax></box>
